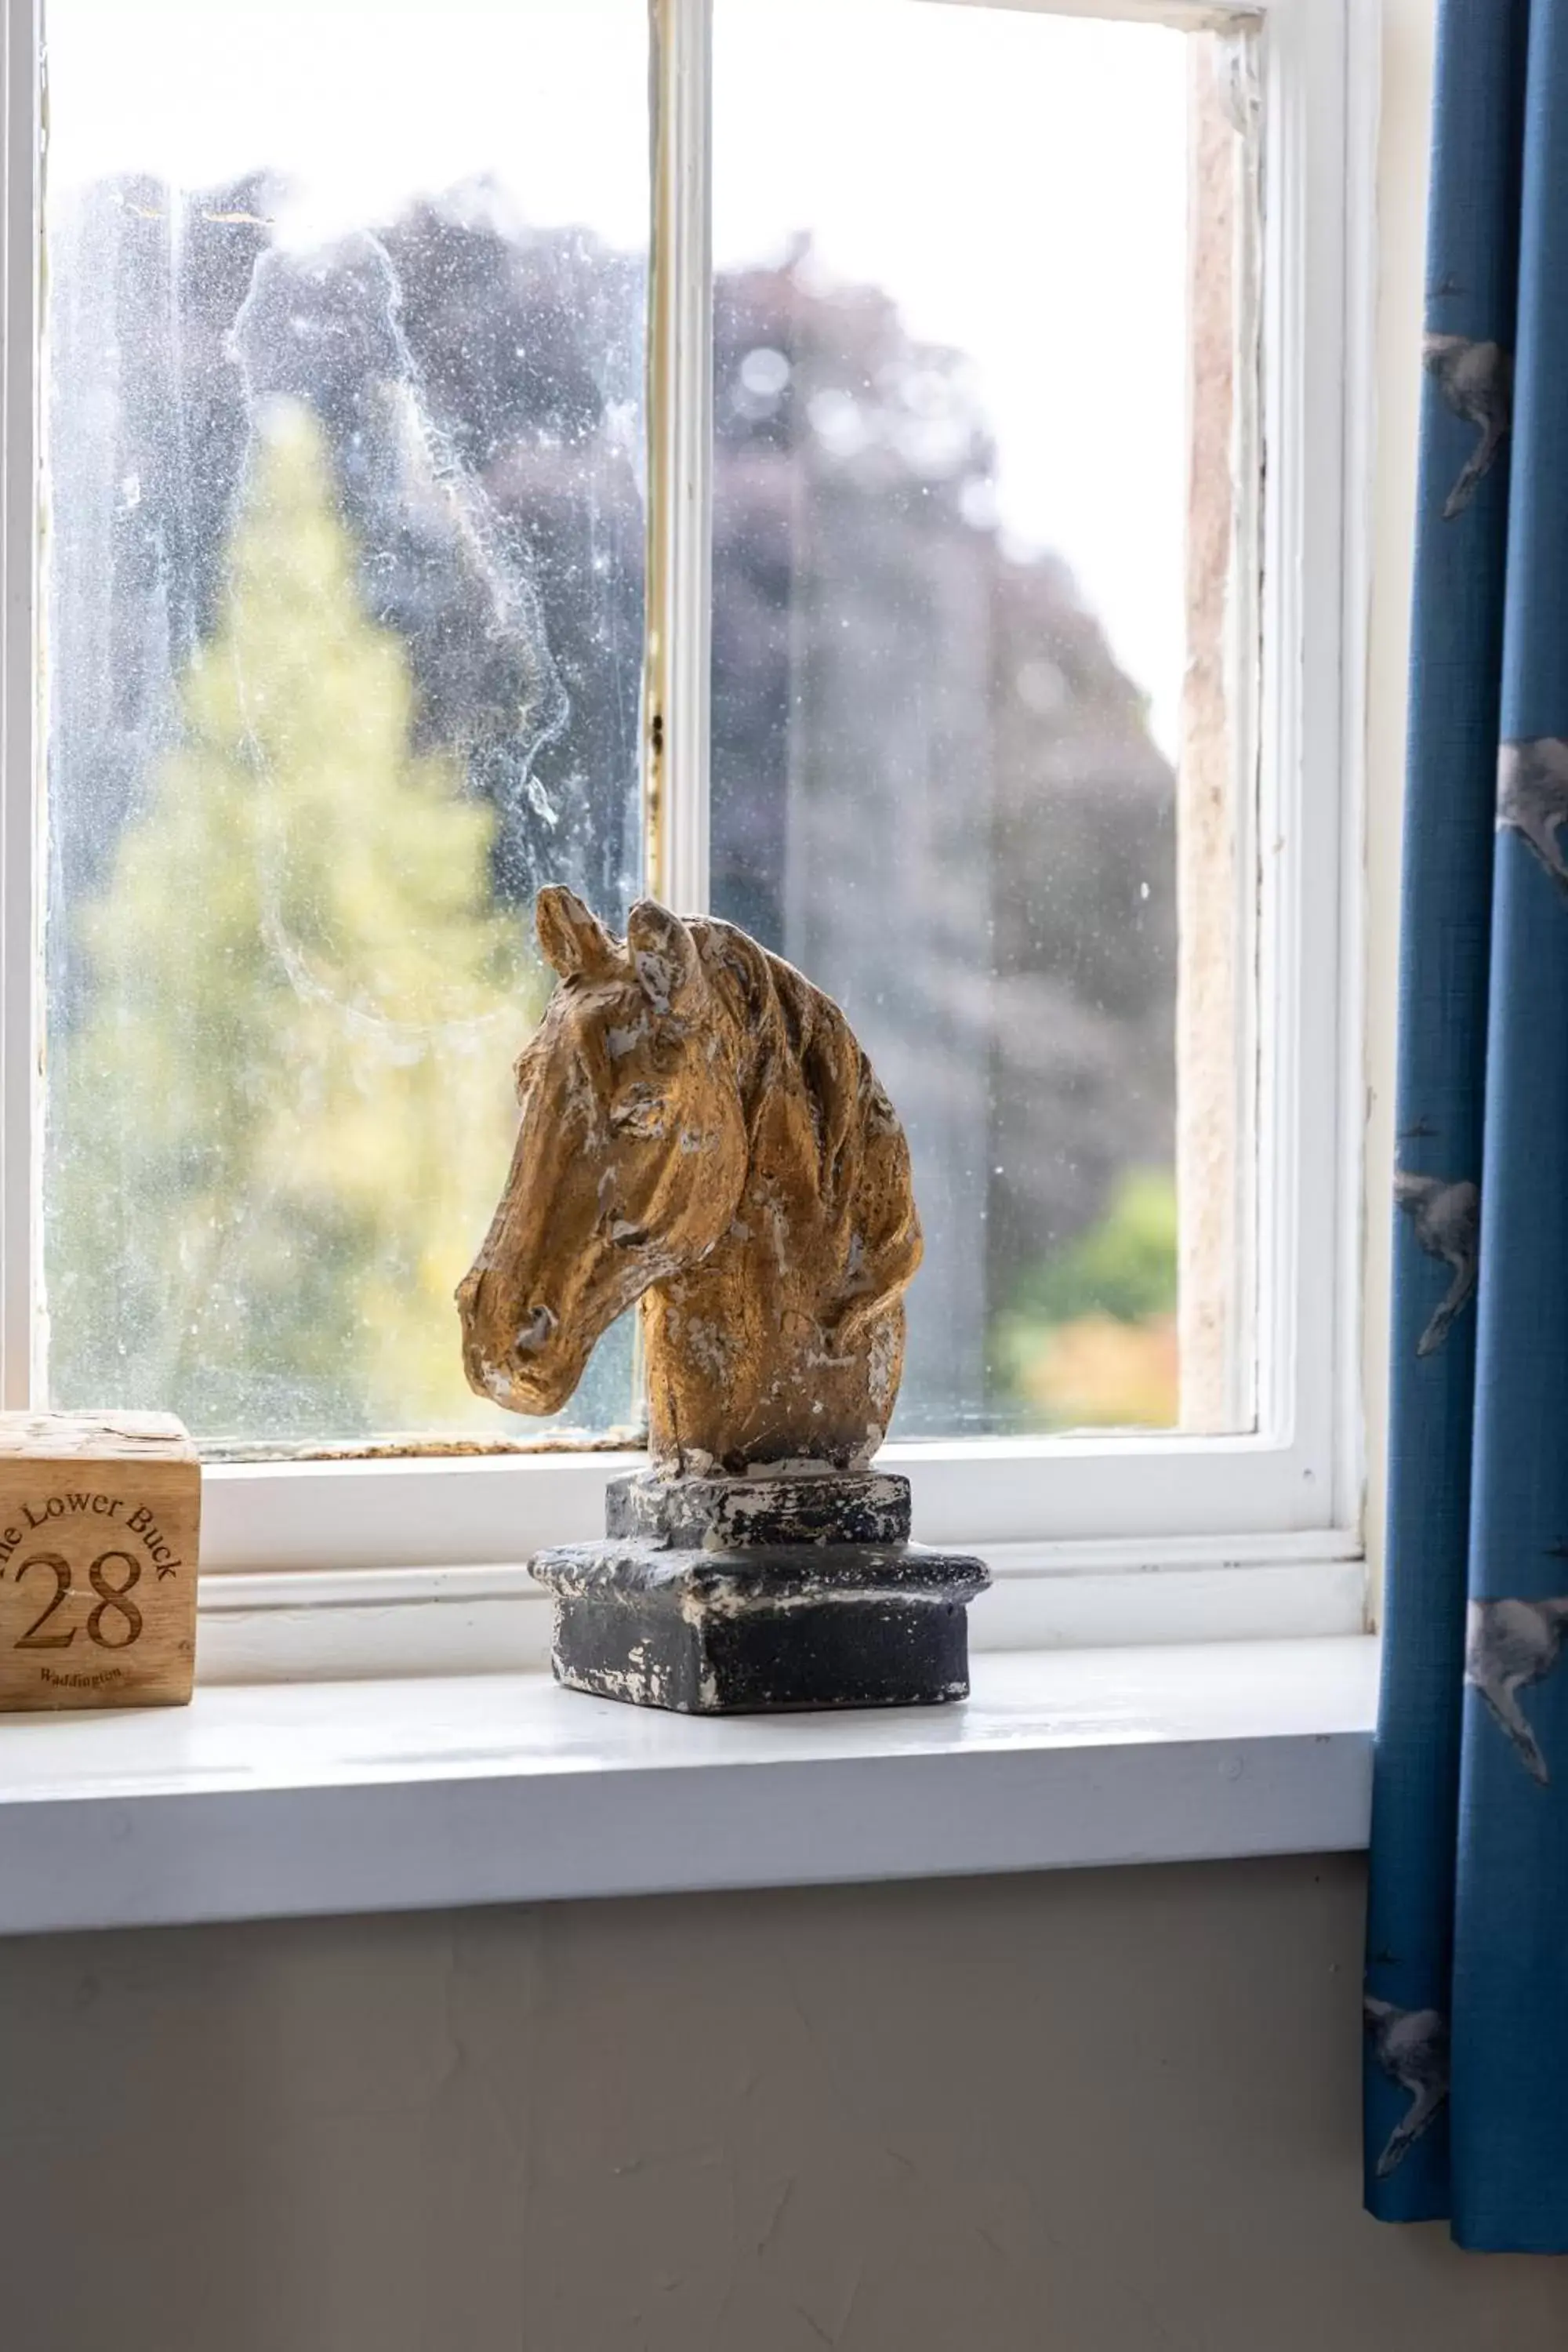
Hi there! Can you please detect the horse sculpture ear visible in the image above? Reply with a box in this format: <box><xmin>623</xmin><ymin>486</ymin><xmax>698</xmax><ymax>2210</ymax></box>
<box><xmin>535</xmin><ymin>885</ymin><xmax>619</xmax><ymax>981</ymax></box>
<box><xmin>626</xmin><ymin>899</ymin><xmax>702</xmax><ymax>1013</ymax></box>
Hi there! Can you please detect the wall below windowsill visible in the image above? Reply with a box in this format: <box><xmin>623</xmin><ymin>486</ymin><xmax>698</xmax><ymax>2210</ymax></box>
<box><xmin>0</xmin><ymin>1636</ymin><xmax>1377</xmax><ymax>1936</ymax></box>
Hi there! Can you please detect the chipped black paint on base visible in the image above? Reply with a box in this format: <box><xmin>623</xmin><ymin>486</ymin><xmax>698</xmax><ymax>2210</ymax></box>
<box><xmin>606</xmin><ymin>1467</ymin><xmax>913</xmax><ymax>1551</ymax></box>
<box><xmin>532</xmin><ymin>1473</ymin><xmax>989</xmax><ymax>1715</ymax></box>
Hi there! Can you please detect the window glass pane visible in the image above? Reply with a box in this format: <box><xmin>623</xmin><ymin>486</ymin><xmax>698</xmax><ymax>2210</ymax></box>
<box><xmin>42</xmin><ymin>0</ymin><xmax>648</xmax><ymax>1446</ymax></box>
<box><xmin>710</xmin><ymin>0</ymin><xmax>1256</xmax><ymax>1439</ymax></box>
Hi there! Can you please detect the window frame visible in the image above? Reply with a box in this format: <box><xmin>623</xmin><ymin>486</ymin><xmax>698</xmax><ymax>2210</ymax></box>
<box><xmin>0</xmin><ymin>0</ymin><xmax>1376</xmax><ymax>1648</ymax></box>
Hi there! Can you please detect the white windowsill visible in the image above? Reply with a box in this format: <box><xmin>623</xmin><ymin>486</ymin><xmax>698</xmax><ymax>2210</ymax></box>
<box><xmin>0</xmin><ymin>1635</ymin><xmax>1377</xmax><ymax>1936</ymax></box>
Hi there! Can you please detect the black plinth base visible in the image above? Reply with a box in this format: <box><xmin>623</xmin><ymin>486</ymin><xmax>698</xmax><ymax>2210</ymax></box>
<box><xmin>531</xmin><ymin>1470</ymin><xmax>989</xmax><ymax>1715</ymax></box>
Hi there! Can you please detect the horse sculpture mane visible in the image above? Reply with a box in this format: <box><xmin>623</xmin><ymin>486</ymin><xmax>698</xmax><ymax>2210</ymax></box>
<box><xmin>456</xmin><ymin>887</ymin><xmax>923</xmax><ymax>1473</ymax></box>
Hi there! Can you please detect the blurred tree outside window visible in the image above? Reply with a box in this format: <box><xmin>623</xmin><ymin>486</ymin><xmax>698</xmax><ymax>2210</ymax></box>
<box><xmin>50</xmin><ymin>405</ymin><xmax>542</xmax><ymax>1439</ymax></box>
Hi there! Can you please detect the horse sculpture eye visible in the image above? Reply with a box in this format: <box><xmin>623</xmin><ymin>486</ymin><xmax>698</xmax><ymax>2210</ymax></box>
<box><xmin>609</xmin><ymin>1094</ymin><xmax>666</xmax><ymax>1139</ymax></box>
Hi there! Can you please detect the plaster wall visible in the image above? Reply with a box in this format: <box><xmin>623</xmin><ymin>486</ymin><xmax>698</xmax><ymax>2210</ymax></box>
<box><xmin>2</xmin><ymin>1859</ymin><xmax>1565</xmax><ymax>2351</ymax></box>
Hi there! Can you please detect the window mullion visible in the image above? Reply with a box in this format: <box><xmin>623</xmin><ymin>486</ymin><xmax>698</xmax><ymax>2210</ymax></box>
<box><xmin>643</xmin><ymin>0</ymin><xmax>713</xmax><ymax>914</ymax></box>
<box><xmin>0</xmin><ymin>0</ymin><xmax>40</xmax><ymax>1412</ymax></box>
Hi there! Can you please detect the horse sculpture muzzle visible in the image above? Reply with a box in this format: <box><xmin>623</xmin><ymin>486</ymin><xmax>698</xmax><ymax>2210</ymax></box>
<box><xmin>457</xmin><ymin>1265</ymin><xmax>578</xmax><ymax>1416</ymax></box>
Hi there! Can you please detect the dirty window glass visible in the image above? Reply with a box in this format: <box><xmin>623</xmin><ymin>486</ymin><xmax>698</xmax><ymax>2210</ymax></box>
<box><xmin>42</xmin><ymin>0</ymin><xmax>648</xmax><ymax>1446</ymax></box>
<box><xmin>710</xmin><ymin>0</ymin><xmax>1257</xmax><ymax>1439</ymax></box>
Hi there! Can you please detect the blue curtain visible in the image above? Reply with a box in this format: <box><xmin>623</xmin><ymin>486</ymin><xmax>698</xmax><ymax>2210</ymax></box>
<box><xmin>1365</xmin><ymin>0</ymin><xmax>1568</xmax><ymax>2253</ymax></box>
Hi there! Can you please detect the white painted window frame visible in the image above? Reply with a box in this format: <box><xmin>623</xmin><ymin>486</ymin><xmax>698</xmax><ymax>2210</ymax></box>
<box><xmin>0</xmin><ymin>0</ymin><xmax>1376</xmax><ymax>1668</ymax></box>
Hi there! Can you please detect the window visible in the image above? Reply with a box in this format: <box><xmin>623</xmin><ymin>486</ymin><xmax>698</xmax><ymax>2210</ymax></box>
<box><xmin>38</xmin><ymin>0</ymin><xmax>650</xmax><ymax>1450</ymax></box>
<box><xmin>1</xmin><ymin>0</ymin><xmax>1370</xmax><ymax>1628</ymax></box>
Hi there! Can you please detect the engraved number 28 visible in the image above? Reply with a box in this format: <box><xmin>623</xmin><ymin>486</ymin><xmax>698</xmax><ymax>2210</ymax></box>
<box><xmin>10</xmin><ymin>1549</ymin><xmax>143</xmax><ymax>1650</ymax></box>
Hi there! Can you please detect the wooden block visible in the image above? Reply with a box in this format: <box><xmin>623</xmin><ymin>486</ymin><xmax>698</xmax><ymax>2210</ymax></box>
<box><xmin>0</xmin><ymin>1412</ymin><xmax>199</xmax><ymax>1711</ymax></box>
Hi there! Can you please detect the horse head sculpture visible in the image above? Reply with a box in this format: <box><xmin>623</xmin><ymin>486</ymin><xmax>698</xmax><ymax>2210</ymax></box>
<box><xmin>456</xmin><ymin>886</ymin><xmax>922</xmax><ymax>1473</ymax></box>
